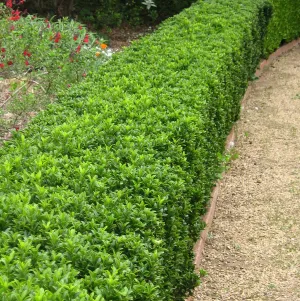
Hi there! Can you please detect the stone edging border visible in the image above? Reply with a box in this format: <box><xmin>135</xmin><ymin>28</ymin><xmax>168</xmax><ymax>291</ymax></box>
<box><xmin>186</xmin><ymin>37</ymin><xmax>300</xmax><ymax>301</ymax></box>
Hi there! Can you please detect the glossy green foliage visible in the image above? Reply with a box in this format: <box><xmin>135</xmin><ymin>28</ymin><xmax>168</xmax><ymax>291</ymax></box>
<box><xmin>2</xmin><ymin>0</ymin><xmax>295</xmax><ymax>300</ymax></box>
<box><xmin>264</xmin><ymin>0</ymin><xmax>300</xmax><ymax>55</ymax></box>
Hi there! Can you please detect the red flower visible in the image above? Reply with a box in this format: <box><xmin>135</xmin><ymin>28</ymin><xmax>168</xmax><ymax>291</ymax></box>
<box><xmin>23</xmin><ymin>50</ymin><xmax>31</xmax><ymax>57</ymax></box>
<box><xmin>83</xmin><ymin>34</ymin><xmax>89</xmax><ymax>44</ymax></box>
<box><xmin>10</xmin><ymin>25</ymin><xmax>15</xmax><ymax>31</ymax></box>
<box><xmin>47</xmin><ymin>23</ymin><xmax>51</xmax><ymax>28</ymax></box>
<box><xmin>7</xmin><ymin>61</ymin><xmax>13</xmax><ymax>66</ymax></box>
<box><xmin>1</xmin><ymin>48</ymin><xmax>5</xmax><ymax>53</ymax></box>
<box><xmin>75</xmin><ymin>45</ymin><xmax>81</xmax><ymax>53</ymax></box>
<box><xmin>15</xmin><ymin>126</ymin><xmax>20</xmax><ymax>131</ymax></box>
<box><xmin>18</xmin><ymin>0</ymin><xmax>25</xmax><ymax>4</ymax></box>
<box><xmin>9</xmin><ymin>10</ymin><xmax>21</xmax><ymax>21</ymax></box>
<box><xmin>25</xmin><ymin>60</ymin><xmax>29</xmax><ymax>66</ymax></box>
<box><xmin>0</xmin><ymin>63</ymin><xmax>4</xmax><ymax>68</ymax></box>
<box><xmin>6</xmin><ymin>0</ymin><xmax>12</xmax><ymax>8</ymax></box>
<box><xmin>73</xmin><ymin>35</ymin><xmax>78</xmax><ymax>41</ymax></box>
<box><xmin>54</xmin><ymin>32</ymin><xmax>61</xmax><ymax>43</ymax></box>
<box><xmin>78</xmin><ymin>25</ymin><xmax>83</xmax><ymax>30</ymax></box>
<box><xmin>10</xmin><ymin>16</ymin><xmax>20</xmax><ymax>21</ymax></box>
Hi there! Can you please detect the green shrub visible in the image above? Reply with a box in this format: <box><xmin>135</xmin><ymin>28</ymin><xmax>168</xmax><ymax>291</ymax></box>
<box><xmin>264</xmin><ymin>0</ymin><xmax>300</xmax><ymax>55</ymax></box>
<box><xmin>1</xmin><ymin>0</ymin><xmax>300</xmax><ymax>300</ymax></box>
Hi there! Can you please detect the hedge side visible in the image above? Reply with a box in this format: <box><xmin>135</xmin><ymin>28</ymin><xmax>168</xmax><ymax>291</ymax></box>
<box><xmin>264</xmin><ymin>0</ymin><xmax>300</xmax><ymax>55</ymax></box>
<box><xmin>1</xmin><ymin>0</ymin><xmax>299</xmax><ymax>300</ymax></box>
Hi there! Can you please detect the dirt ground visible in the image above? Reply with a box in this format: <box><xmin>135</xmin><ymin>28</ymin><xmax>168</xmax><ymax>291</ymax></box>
<box><xmin>193</xmin><ymin>45</ymin><xmax>300</xmax><ymax>300</ymax></box>
<box><xmin>100</xmin><ymin>24</ymin><xmax>156</xmax><ymax>51</ymax></box>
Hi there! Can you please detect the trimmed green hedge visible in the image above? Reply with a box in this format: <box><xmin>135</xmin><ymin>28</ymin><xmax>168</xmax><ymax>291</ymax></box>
<box><xmin>265</xmin><ymin>0</ymin><xmax>300</xmax><ymax>55</ymax></box>
<box><xmin>0</xmin><ymin>0</ymin><xmax>299</xmax><ymax>300</ymax></box>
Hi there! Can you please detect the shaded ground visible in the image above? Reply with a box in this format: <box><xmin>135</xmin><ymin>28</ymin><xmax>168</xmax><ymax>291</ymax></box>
<box><xmin>193</xmin><ymin>45</ymin><xmax>300</xmax><ymax>300</ymax></box>
<box><xmin>100</xmin><ymin>24</ymin><xmax>156</xmax><ymax>51</ymax></box>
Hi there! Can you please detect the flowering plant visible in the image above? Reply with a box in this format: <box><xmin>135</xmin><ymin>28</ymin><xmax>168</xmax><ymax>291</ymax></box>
<box><xmin>0</xmin><ymin>1</ymin><xmax>108</xmax><ymax>138</ymax></box>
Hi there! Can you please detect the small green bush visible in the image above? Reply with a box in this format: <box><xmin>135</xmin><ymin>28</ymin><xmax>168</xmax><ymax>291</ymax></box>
<box><xmin>0</xmin><ymin>0</ymin><xmax>299</xmax><ymax>300</ymax></box>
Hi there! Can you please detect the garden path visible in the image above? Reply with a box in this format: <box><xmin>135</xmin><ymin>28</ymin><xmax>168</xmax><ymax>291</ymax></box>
<box><xmin>193</xmin><ymin>44</ymin><xmax>300</xmax><ymax>300</ymax></box>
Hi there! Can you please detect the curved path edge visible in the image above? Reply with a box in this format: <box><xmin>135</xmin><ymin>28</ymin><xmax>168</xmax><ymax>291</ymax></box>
<box><xmin>186</xmin><ymin>37</ymin><xmax>300</xmax><ymax>301</ymax></box>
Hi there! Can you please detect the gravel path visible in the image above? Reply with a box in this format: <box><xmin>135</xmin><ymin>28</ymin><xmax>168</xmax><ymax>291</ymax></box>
<box><xmin>193</xmin><ymin>45</ymin><xmax>300</xmax><ymax>300</ymax></box>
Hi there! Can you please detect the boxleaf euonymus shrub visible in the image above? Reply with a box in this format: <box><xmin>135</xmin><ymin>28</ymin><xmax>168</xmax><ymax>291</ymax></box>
<box><xmin>3</xmin><ymin>0</ymin><xmax>300</xmax><ymax>299</ymax></box>
<box><xmin>264</xmin><ymin>0</ymin><xmax>300</xmax><ymax>55</ymax></box>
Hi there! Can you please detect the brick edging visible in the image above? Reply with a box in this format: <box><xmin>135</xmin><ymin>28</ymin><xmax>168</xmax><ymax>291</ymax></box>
<box><xmin>255</xmin><ymin>38</ymin><xmax>300</xmax><ymax>77</ymax></box>
<box><xmin>186</xmin><ymin>37</ymin><xmax>300</xmax><ymax>301</ymax></box>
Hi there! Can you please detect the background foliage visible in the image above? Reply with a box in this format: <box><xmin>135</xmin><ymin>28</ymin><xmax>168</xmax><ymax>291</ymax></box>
<box><xmin>3</xmin><ymin>0</ymin><xmax>198</xmax><ymax>28</ymax></box>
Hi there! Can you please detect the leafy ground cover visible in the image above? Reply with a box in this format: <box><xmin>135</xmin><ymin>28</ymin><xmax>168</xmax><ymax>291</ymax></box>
<box><xmin>0</xmin><ymin>2</ymin><xmax>108</xmax><ymax>140</ymax></box>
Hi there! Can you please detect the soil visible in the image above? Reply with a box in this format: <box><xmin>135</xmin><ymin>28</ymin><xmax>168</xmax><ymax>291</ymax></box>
<box><xmin>193</xmin><ymin>45</ymin><xmax>300</xmax><ymax>300</ymax></box>
<box><xmin>99</xmin><ymin>24</ymin><xmax>157</xmax><ymax>51</ymax></box>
